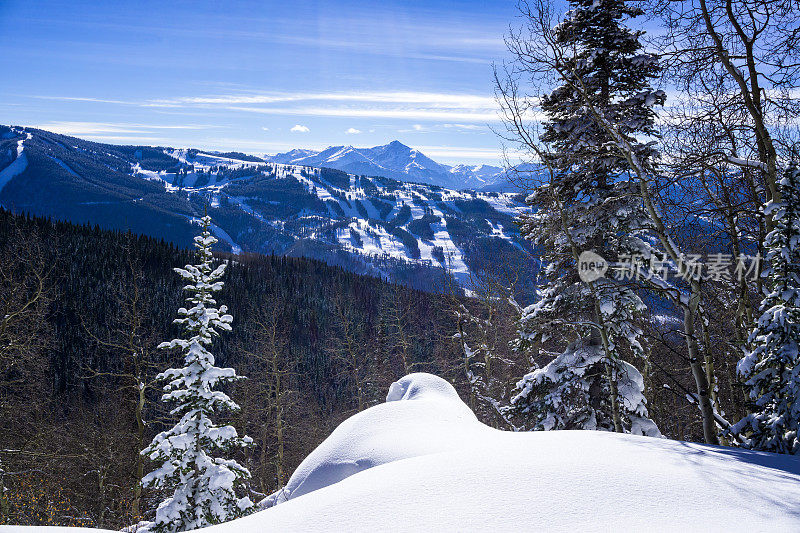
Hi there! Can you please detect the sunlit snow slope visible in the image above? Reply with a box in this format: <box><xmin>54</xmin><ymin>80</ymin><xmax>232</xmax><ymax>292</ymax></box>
<box><xmin>242</xmin><ymin>373</ymin><xmax>800</xmax><ymax>532</ymax></box>
<box><xmin>8</xmin><ymin>373</ymin><xmax>799</xmax><ymax>533</ymax></box>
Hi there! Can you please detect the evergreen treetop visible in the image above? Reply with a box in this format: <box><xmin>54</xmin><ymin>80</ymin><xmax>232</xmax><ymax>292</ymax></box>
<box><xmin>512</xmin><ymin>0</ymin><xmax>663</xmax><ymax>436</ymax></box>
<box><xmin>141</xmin><ymin>215</ymin><xmax>253</xmax><ymax>532</ymax></box>
<box><xmin>541</xmin><ymin>0</ymin><xmax>665</xmax><ymax>181</ymax></box>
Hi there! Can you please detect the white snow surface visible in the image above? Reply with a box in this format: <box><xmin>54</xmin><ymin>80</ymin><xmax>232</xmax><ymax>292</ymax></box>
<box><xmin>6</xmin><ymin>372</ymin><xmax>800</xmax><ymax>532</ymax></box>
<box><xmin>261</xmin><ymin>373</ymin><xmax>479</xmax><ymax>506</ymax></box>
<box><xmin>0</xmin><ymin>134</ymin><xmax>30</xmax><ymax>195</ymax></box>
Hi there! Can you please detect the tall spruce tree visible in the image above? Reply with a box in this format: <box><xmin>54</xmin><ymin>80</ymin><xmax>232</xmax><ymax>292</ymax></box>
<box><xmin>732</xmin><ymin>161</ymin><xmax>800</xmax><ymax>454</ymax></box>
<box><xmin>141</xmin><ymin>216</ymin><xmax>253</xmax><ymax>532</ymax></box>
<box><xmin>510</xmin><ymin>0</ymin><xmax>664</xmax><ymax>436</ymax></box>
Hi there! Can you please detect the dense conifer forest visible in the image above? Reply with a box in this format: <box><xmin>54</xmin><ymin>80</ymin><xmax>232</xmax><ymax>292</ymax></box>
<box><xmin>0</xmin><ymin>208</ymin><xmax>471</xmax><ymax>527</ymax></box>
<box><xmin>0</xmin><ymin>196</ymin><xmax>775</xmax><ymax>527</ymax></box>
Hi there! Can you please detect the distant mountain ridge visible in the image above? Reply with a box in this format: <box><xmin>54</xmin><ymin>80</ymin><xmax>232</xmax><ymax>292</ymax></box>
<box><xmin>0</xmin><ymin>125</ymin><xmax>534</xmax><ymax>292</ymax></box>
<box><xmin>266</xmin><ymin>140</ymin><xmax>507</xmax><ymax>190</ymax></box>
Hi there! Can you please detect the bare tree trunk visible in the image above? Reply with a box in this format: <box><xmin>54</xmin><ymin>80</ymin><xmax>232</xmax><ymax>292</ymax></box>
<box><xmin>456</xmin><ymin>318</ymin><xmax>478</xmax><ymax>412</ymax></box>
<box><xmin>685</xmin><ymin>293</ymin><xmax>719</xmax><ymax>445</ymax></box>
<box><xmin>385</xmin><ymin>287</ymin><xmax>413</xmax><ymax>375</ymax></box>
<box><xmin>0</xmin><ymin>470</ymin><xmax>8</xmax><ymax>523</ymax></box>
<box><xmin>259</xmin><ymin>423</ymin><xmax>269</xmax><ymax>493</ymax></box>
<box><xmin>593</xmin><ymin>303</ymin><xmax>623</xmax><ymax>433</ymax></box>
<box><xmin>132</xmin><ymin>383</ymin><xmax>146</xmax><ymax>519</ymax></box>
<box><xmin>273</xmin><ymin>353</ymin><xmax>285</xmax><ymax>485</ymax></box>
<box><xmin>605</xmin><ymin>363</ymin><xmax>624</xmax><ymax>434</ymax></box>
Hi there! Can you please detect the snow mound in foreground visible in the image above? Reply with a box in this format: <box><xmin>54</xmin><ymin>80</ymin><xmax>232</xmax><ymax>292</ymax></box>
<box><xmin>385</xmin><ymin>371</ymin><xmax>462</xmax><ymax>402</ymax></box>
<box><xmin>243</xmin><ymin>372</ymin><xmax>800</xmax><ymax>532</ymax></box>
<box><xmin>10</xmin><ymin>373</ymin><xmax>800</xmax><ymax>532</ymax></box>
<box><xmin>261</xmin><ymin>373</ymin><xmax>483</xmax><ymax>506</ymax></box>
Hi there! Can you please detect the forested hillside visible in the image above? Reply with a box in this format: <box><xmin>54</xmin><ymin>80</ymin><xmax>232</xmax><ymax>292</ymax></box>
<box><xmin>0</xmin><ymin>208</ymin><xmax>483</xmax><ymax>527</ymax></box>
<box><xmin>0</xmin><ymin>126</ymin><xmax>533</xmax><ymax>291</ymax></box>
<box><xmin>0</xmin><ymin>202</ymin><xmax>764</xmax><ymax>529</ymax></box>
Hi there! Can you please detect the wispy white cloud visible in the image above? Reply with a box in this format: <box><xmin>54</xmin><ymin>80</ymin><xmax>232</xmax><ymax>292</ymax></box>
<box><xmin>290</xmin><ymin>124</ymin><xmax>310</xmax><ymax>133</ymax></box>
<box><xmin>415</xmin><ymin>145</ymin><xmax>508</xmax><ymax>161</ymax></box>
<box><xmin>227</xmin><ymin>106</ymin><xmax>499</xmax><ymax>122</ymax></box>
<box><xmin>31</xmin><ymin>91</ymin><xmax>501</xmax><ymax>123</ymax></box>
<box><xmin>193</xmin><ymin>138</ymin><xmax>332</xmax><ymax>154</ymax></box>
<box><xmin>398</xmin><ymin>123</ymin><xmax>492</xmax><ymax>134</ymax></box>
<box><xmin>443</xmin><ymin>123</ymin><xmax>485</xmax><ymax>131</ymax></box>
<box><xmin>149</xmin><ymin>91</ymin><xmax>497</xmax><ymax>109</ymax></box>
<box><xmin>25</xmin><ymin>11</ymin><xmax>506</xmax><ymax>65</ymax></box>
<box><xmin>182</xmin><ymin>90</ymin><xmax>500</xmax><ymax>122</ymax></box>
<box><xmin>345</xmin><ymin>127</ymin><xmax>361</xmax><ymax>134</ymax></box>
<box><xmin>398</xmin><ymin>123</ymin><xmax>432</xmax><ymax>133</ymax></box>
<box><xmin>69</xmin><ymin>135</ymin><xmax>172</xmax><ymax>144</ymax></box>
<box><xmin>30</xmin><ymin>95</ymin><xmax>140</xmax><ymax>105</ymax></box>
<box><xmin>31</xmin><ymin>121</ymin><xmax>213</xmax><ymax>136</ymax></box>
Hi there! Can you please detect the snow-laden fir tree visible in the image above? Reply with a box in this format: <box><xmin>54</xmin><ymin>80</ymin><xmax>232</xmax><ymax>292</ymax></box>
<box><xmin>141</xmin><ymin>215</ymin><xmax>253</xmax><ymax>532</ymax></box>
<box><xmin>732</xmin><ymin>161</ymin><xmax>800</xmax><ymax>454</ymax></box>
<box><xmin>509</xmin><ymin>0</ymin><xmax>664</xmax><ymax>436</ymax></box>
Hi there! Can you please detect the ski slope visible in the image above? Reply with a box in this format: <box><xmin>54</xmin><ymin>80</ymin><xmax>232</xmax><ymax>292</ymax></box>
<box><xmin>158</xmin><ymin>152</ymin><xmax>526</xmax><ymax>285</ymax></box>
<box><xmin>0</xmin><ymin>127</ymin><xmax>533</xmax><ymax>289</ymax></box>
<box><xmin>0</xmin><ymin>132</ymin><xmax>30</xmax><ymax>194</ymax></box>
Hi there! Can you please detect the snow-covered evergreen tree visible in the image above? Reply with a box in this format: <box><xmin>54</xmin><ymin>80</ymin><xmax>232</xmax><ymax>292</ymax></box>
<box><xmin>141</xmin><ymin>215</ymin><xmax>253</xmax><ymax>532</ymax></box>
<box><xmin>732</xmin><ymin>162</ymin><xmax>800</xmax><ymax>454</ymax></box>
<box><xmin>509</xmin><ymin>0</ymin><xmax>663</xmax><ymax>436</ymax></box>
<box><xmin>511</xmin><ymin>337</ymin><xmax>660</xmax><ymax>435</ymax></box>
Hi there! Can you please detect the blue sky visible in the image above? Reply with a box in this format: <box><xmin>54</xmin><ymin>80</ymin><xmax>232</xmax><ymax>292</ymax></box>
<box><xmin>0</xmin><ymin>0</ymin><xmax>519</xmax><ymax>165</ymax></box>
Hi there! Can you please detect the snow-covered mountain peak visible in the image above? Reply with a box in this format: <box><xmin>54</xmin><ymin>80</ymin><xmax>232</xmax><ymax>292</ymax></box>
<box><xmin>385</xmin><ymin>140</ymin><xmax>409</xmax><ymax>150</ymax></box>
<box><xmin>267</xmin><ymin>140</ymin><xmax>507</xmax><ymax>189</ymax></box>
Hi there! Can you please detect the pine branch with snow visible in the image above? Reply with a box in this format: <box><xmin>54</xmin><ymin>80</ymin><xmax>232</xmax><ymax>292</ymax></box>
<box><xmin>732</xmin><ymin>162</ymin><xmax>800</xmax><ymax>454</ymax></box>
<box><xmin>141</xmin><ymin>215</ymin><xmax>253</xmax><ymax>532</ymax></box>
<box><xmin>510</xmin><ymin>337</ymin><xmax>661</xmax><ymax>435</ymax></box>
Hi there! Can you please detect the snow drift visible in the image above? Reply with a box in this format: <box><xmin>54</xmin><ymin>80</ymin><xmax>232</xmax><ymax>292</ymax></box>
<box><xmin>260</xmin><ymin>373</ymin><xmax>484</xmax><ymax>507</ymax></box>
<box><xmin>7</xmin><ymin>373</ymin><xmax>800</xmax><ymax>532</ymax></box>
<box><xmin>215</xmin><ymin>373</ymin><xmax>800</xmax><ymax>531</ymax></box>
